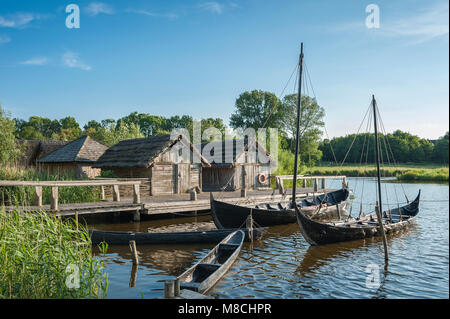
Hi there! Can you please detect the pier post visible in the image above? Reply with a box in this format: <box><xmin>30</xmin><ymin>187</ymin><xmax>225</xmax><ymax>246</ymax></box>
<box><xmin>302</xmin><ymin>178</ymin><xmax>306</xmax><ymax>188</ymax></box>
<box><xmin>133</xmin><ymin>209</ymin><xmax>141</xmax><ymax>222</ymax></box>
<box><xmin>35</xmin><ymin>186</ymin><xmax>43</xmax><ymax>207</ymax></box>
<box><xmin>190</xmin><ymin>188</ymin><xmax>197</xmax><ymax>201</ymax></box>
<box><xmin>101</xmin><ymin>186</ymin><xmax>106</xmax><ymax>200</ymax></box>
<box><xmin>314</xmin><ymin>178</ymin><xmax>318</xmax><ymax>192</ymax></box>
<box><xmin>133</xmin><ymin>184</ymin><xmax>140</xmax><ymax>204</ymax></box>
<box><xmin>342</xmin><ymin>177</ymin><xmax>347</xmax><ymax>189</ymax></box>
<box><xmin>113</xmin><ymin>185</ymin><xmax>121</xmax><ymax>202</ymax></box>
<box><xmin>50</xmin><ymin>186</ymin><xmax>58</xmax><ymax>211</ymax></box>
<box><xmin>321</xmin><ymin>178</ymin><xmax>326</xmax><ymax>189</ymax></box>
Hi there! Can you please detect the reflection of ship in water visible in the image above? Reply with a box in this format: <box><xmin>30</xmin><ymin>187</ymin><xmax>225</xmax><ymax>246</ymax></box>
<box><xmin>295</xmin><ymin>224</ymin><xmax>418</xmax><ymax>277</ymax></box>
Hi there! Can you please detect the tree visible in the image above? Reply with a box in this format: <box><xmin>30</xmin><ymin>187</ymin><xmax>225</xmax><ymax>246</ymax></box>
<box><xmin>432</xmin><ymin>132</ymin><xmax>449</xmax><ymax>163</ymax></box>
<box><xmin>0</xmin><ymin>106</ymin><xmax>22</xmax><ymax>164</ymax></box>
<box><xmin>229</xmin><ymin>90</ymin><xmax>285</xmax><ymax>131</ymax></box>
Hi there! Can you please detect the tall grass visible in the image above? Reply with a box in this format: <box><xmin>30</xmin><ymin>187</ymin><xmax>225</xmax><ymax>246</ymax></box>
<box><xmin>0</xmin><ymin>165</ymin><xmax>101</xmax><ymax>206</ymax></box>
<box><xmin>0</xmin><ymin>209</ymin><xmax>108</xmax><ymax>298</ymax></box>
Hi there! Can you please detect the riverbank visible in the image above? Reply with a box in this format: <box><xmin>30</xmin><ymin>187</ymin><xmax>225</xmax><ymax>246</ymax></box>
<box><xmin>307</xmin><ymin>164</ymin><xmax>448</xmax><ymax>182</ymax></box>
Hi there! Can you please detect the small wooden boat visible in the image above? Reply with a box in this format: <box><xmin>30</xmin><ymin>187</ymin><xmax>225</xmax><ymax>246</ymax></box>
<box><xmin>296</xmin><ymin>190</ymin><xmax>421</xmax><ymax>245</ymax></box>
<box><xmin>89</xmin><ymin>227</ymin><xmax>265</xmax><ymax>245</ymax></box>
<box><xmin>176</xmin><ymin>230</ymin><xmax>244</xmax><ymax>294</ymax></box>
<box><xmin>210</xmin><ymin>188</ymin><xmax>349</xmax><ymax>229</ymax></box>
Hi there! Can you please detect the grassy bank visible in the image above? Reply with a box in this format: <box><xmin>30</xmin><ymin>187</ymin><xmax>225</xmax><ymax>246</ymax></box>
<box><xmin>0</xmin><ymin>209</ymin><xmax>108</xmax><ymax>298</ymax></box>
<box><xmin>308</xmin><ymin>164</ymin><xmax>449</xmax><ymax>182</ymax></box>
<box><xmin>0</xmin><ymin>165</ymin><xmax>102</xmax><ymax>206</ymax></box>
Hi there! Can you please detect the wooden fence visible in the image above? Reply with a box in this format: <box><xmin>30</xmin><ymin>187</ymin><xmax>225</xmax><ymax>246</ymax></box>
<box><xmin>0</xmin><ymin>180</ymin><xmax>142</xmax><ymax>211</ymax></box>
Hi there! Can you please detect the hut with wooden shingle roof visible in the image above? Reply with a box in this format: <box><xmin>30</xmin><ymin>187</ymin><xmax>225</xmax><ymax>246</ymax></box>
<box><xmin>37</xmin><ymin>136</ymin><xmax>108</xmax><ymax>178</ymax></box>
<box><xmin>93</xmin><ymin>134</ymin><xmax>210</xmax><ymax>195</ymax></box>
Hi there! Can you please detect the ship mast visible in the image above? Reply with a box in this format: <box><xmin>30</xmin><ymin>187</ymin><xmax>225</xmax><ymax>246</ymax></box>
<box><xmin>291</xmin><ymin>43</ymin><xmax>304</xmax><ymax>207</ymax></box>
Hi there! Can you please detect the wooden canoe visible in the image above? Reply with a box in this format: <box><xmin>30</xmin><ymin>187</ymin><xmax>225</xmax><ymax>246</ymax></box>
<box><xmin>210</xmin><ymin>188</ymin><xmax>350</xmax><ymax>229</ymax></box>
<box><xmin>176</xmin><ymin>230</ymin><xmax>245</xmax><ymax>294</ymax></box>
<box><xmin>296</xmin><ymin>190</ymin><xmax>421</xmax><ymax>246</ymax></box>
<box><xmin>89</xmin><ymin>227</ymin><xmax>265</xmax><ymax>245</ymax></box>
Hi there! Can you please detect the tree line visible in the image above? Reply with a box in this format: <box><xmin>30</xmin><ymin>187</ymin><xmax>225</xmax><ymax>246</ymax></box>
<box><xmin>1</xmin><ymin>90</ymin><xmax>448</xmax><ymax>166</ymax></box>
<box><xmin>319</xmin><ymin>130</ymin><xmax>449</xmax><ymax>164</ymax></box>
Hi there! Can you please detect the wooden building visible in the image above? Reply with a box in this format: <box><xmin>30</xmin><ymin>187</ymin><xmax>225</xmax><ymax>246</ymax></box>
<box><xmin>37</xmin><ymin>136</ymin><xmax>108</xmax><ymax>178</ymax></box>
<box><xmin>197</xmin><ymin>139</ymin><xmax>276</xmax><ymax>192</ymax></box>
<box><xmin>93</xmin><ymin>134</ymin><xmax>210</xmax><ymax>196</ymax></box>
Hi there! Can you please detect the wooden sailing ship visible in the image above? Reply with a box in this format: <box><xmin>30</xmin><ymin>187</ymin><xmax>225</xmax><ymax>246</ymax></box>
<box><xmin>296</xmin><ymin>95</ymin><xmax>421</xmax><ymax>246</ymax></box>
<box><xmin>210</xmin><ymin>43</ymin><xmax>349</xmax><ymax>229</ymax></box>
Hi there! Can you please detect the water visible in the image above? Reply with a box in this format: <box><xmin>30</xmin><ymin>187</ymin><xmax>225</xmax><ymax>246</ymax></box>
<box><xmin>90</xmin><ymin>178</ymin><xmax>449</xmax><ymax>299</ymax></box>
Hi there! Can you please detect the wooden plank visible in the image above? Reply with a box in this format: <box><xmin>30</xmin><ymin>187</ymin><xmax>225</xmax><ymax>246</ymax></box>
<box><xmin>133</xmin><ymin>184</ymin><xmax>140</xmax><ymax>204</ymax></box>
<box><xmin>113</xmin><ymin>185</ymin><xmax>120</xmax><ymax>202</ymax></box>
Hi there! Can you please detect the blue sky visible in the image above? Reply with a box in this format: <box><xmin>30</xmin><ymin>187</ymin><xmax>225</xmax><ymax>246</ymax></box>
<box><xmin>0</xmin><ymin>0</ymin><xmax>448</xmax><ymax>139</ymax></box>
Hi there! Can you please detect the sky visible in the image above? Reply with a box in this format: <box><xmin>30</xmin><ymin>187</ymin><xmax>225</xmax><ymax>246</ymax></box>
<box><xmin>0</xmin><ymin>0</ymin><xmax>448</xmax><ymax>139</ymax></box>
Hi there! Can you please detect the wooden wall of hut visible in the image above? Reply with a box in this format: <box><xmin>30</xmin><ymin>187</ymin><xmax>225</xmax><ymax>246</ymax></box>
<box><xmin>38</xmin><ymin>163</ymin><xmax>101</xmax><ymax>179</ymax></box>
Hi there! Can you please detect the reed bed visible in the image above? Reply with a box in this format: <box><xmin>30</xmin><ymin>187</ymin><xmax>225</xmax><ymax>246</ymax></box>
<box><xmin>0</xmin><ymin>209</ymin><xmax>108</xmax><ymax>298</ymax></box>
<box><xmin>0</xmin><ymin>165</ymin><xmax>101</xmax><ymax>206</ymax></box>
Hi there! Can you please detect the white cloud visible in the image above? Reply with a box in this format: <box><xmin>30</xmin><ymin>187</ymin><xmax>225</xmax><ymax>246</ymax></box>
<box><xmin>383</xmin><ymin>3</ymin><xmax>449</xmax><ymax>43</ymax></box>
<box><xmin>0</xmin><ymin>35</ymin><xmax>11</xmax><ymax>44</ymax></box>
<box><xmin>199</xmin><ymin>2</ymin><xmax>224</xmax><ymax>14</ymax></box>
<box><xmin>0</xmin><ymin>12</ymin><xmax>46</xmax><ymax>28</ymax></box>
<box><xmin>62</xmin><ymin>51</ymin><xmax>91</xmax><ymax>71</ymax></box>
<box><xmin>126</xmin><ymin>8</ymin><xmax>178</xmax><ymax>19</ymax></box>
<box><xmin>85</xmin><ymin>2</ymin><xmax>114</xmax><ymax>16</ymax></box>
<box><xmin>20</xmin><ymin>57</ymin><xmax>48</xmax><ymax>66</ymax></box>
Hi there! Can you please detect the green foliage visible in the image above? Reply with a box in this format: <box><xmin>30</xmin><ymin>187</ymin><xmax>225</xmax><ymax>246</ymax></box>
<box><xmin>432</xmin><ymin>132</ymin><xmax>449</xmax><ymax>164</ymax></box>
<box><xmin>319</xmin><ymin>130</ymin><xmax>442</xmax><ymax>164</ymax></box>
<box><xmin>0</xmin><ymin>106</ymin><xmax>23</xmax><ymax>165</ymax></box>
<box><xmin>0</xmin><ymin>209</ymin><xmax>108</xmax><ymax>298</ymax></box>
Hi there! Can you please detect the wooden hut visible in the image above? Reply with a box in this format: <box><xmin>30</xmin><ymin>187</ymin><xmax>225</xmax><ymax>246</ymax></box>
<box><xmin>37</xmin><ymin>136</ymin><xmax>108</xmax><ymax>178</ymax></box>
<box><xmin>197</xmin><ymin>139</ymin><xmax>276</xmax><ymax>192</ymax></box>
<box><xmin>93</xmin><ymin>134</ymin><xmax>210</xmax><ymax>196</ymax></box>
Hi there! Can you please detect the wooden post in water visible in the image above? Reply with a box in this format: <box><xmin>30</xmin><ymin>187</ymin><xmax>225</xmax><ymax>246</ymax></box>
<box><xmin>321</xmin><ymin>178</ymin><xmax>326</xmax><ymax>190</ymax></box>
<box><xmin>246</xmin><ymin>209</ymin><xmax>254</xmax><ymax>243</ymax></box>
<box><xmin>129</xmin><ymin>264</ymin><xmax>138</xmax><ymax>288</ymax></box>
<box><xmin>129</xmin><ymin>240</ymin><xmax>139</xmax><ymax>265</ymax></box>
<box><xmin>313</xmin><ymin>178</ymin><xmax>318</xmax><ymax>192</ymax></box>
<box><xmin>35</xmin><ymin>186</ymin><xmax>43</xmax><ymax>207</ymax></box>
<box><xmin>50</xmin><ymin>186</ymin><xmax>58</xmax><ymax>211</ymax></box>
<box><xmin>164</xmin><ymin>280</ymin><xmax>175</xmax><ymax>298</ymax></box>
<box><xmin>174</xmin><ymin>278</ymin><xmax>180</xmax><ymax>297</ymax></box>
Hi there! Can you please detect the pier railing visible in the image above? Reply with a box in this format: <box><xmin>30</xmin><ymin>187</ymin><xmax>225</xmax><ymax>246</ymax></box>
<box><xmin>0</xmin><ymin>180</ymin><xmax>142</xmax><ymax>210</ymax></box>
<box><xmin>274</xmin><ymin>175</ymin><xmax>347</xmax><ymax>194</ymax></box>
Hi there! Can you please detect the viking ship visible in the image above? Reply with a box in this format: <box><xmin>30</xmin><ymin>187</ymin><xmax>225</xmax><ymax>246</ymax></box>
<box><xmin>210</xmin><ymin>43</ymin><xmax>349</xmax><ymax>229</ymax></box>
<box><xmin>296</xmin><ymin>95</ymin><xmax>421</xmax><ymax>246</ymax></box>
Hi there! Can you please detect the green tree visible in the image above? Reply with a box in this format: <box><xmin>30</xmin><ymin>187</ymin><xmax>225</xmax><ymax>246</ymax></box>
<box><xmin>0</xmin><ymin>106</ymin><xmax>22</xmax><ymax>164</ymax></box>
<box><xmin>230</xmin><ymin>90</ymin><xmax>285</xmax><ymax>131</ymax></box>
<box><xmin>432</xmin><ymin>132</ymin><xmax>449</xmax><ymax>163</ymax></box>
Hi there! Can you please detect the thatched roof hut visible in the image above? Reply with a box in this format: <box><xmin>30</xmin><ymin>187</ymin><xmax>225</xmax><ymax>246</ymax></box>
<box><xmin>37</xmin><ymin>136</ymin><xmax>107</xmax><ymax>178</ymax></box>
<box><xmin>93</xmin><ymin>134</ymin><xmax>210</xmax><ymax>195</ymax></box>
<box><xmin>16</xmin><ymin>140</ymin><xmax>69</xmax><ymax>167</ymax></box>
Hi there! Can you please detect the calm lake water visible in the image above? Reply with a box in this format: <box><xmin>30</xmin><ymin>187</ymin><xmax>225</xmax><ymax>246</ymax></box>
<box><xmin>90</xmin><ymin>178</ymin><xmax>449</xmax><ymax>299</ymax></box>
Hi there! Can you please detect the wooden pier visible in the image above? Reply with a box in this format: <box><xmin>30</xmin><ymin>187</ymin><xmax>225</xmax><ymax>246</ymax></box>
<box><xmin>0</xmin><ymin>175</ymin><xmax>347</xmax><ymax>219</ymax></box>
